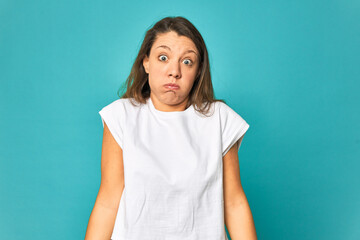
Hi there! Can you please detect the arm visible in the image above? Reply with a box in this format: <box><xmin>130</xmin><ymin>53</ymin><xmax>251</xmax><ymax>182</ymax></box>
<box><xmin>223</xmin><ymin>134</ymin><xmax>257</xmax><ymax>240</ymax></box>
<box><xmin>85</xmin><ymin>122</ymin><xmax>125</xmax><ymax>240</ymax></box>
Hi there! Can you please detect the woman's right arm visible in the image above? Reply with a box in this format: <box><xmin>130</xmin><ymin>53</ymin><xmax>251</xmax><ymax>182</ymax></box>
<box><xmin>85</xmin><ymin>122</ymin><xmax>125</xmax><ymax>240</ymax></box>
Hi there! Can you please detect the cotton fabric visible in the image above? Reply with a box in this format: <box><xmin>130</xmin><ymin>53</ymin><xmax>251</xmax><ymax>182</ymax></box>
<box><xmin>99</xmin><ymin>97</ymin><xmax>250</xmax><ymax>240</ymax></box>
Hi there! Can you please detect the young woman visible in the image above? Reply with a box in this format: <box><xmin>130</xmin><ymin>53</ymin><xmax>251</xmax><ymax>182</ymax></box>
<box><xmin>85</xmin><ymin>16</ymin><xmax>257</xmax><ymax>240</ymax></box>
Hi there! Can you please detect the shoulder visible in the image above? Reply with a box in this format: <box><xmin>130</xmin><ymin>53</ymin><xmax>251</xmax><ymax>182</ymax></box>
<box><xmin>217</xmin><ymin>101</ymin><xmax>233</xmax><ymax>112</ymax></box>
<box><xmin>217</xmin><ymin>101</ymin><xmax>242</xmax><ymax>116</ymax></box>
<box><xmin>101</xmin><ymin>98</ymin><xmax>123</xmax><ymax>109</ymax></box>
<box><xmin>100</xmin><ymin>98</ymin><xmax>135</xmax><ymax>111</ymax></box>
<box><xmin>213</xmin><ymin>101</ymin><xmax>236</xmax><ymax>118</ymax></box>
<box><xmin>193</xmin><ymin>101</ymin><xmax>233</xmax><ymax>118</ymax></box>
<box><xmin>216</xmin><ymin>101</ymin><xmax>248</xmax><ymax>126</ymax></box>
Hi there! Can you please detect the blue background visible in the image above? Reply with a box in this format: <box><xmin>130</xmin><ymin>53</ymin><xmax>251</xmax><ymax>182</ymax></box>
<box><xmin>1</xmin><ymin>0</ymin><xmax>359</xmax><ymax>239</ymax></box>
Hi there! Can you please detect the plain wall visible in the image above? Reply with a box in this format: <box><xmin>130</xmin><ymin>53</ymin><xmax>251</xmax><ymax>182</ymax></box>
<box><xmin>0</xmin><ymin>0</ymin><xmax>359</xmax><ymax>239</ymax></box>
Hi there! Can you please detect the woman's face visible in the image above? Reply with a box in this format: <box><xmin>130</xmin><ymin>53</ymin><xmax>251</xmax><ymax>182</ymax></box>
<box><xmin>143</xmin><ymin>31</ymin><xmax>200</xmax><ymax>111</ymax></box>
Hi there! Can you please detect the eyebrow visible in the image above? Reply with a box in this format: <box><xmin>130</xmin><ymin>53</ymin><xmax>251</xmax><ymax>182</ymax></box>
<box><xmin>156</xmin><ymin>45</ymin><xmax>198</xmax><ymax>57</ymax></box>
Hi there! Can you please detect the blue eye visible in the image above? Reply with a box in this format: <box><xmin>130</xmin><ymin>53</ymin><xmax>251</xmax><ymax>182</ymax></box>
<box><xmin>158</xmin><ymin>55</ymin><xmax>193</xmax><ymax>66</ymax></box>
<box><xmin>183</xmin><ymin>59</ymin><xmax>192</xmax><ymax>65</ymax></box>
<box><xmin>159</xmin><ymin>55</ymin><xmax>167</xmax><ymax>61</ymax></box>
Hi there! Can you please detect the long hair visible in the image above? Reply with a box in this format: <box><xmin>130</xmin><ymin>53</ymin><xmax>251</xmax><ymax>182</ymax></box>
<box><xmin>118</xmin><ymin>16</ymin><xmax>225</xmax><ymax>116</ymax></box>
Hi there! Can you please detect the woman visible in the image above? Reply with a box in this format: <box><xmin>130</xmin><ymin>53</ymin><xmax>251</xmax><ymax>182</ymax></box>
<box><xmin>85</xmin><ymin>16</ymin><xmax>257</xmax><ymax>240</ymax></box>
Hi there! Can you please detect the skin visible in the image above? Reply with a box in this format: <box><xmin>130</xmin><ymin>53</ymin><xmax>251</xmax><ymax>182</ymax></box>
<box><xmin>223</xmin><ymin>136</ymin><xmax>258</xmax><ymax>239</ymax></box>
<box><xmin>143</xmin><ymin>31</ymin><xmax>200</xmax><ymax>112</ymax></box>
<box><xmin>85</xmin><ymin>123</ymin><xmax>125</xmax><ymax>240</ymax></box>
<box><xmin>85</xmin><ymin>30</ymin><xmax>257</xmax><ymax>239</ymax></box>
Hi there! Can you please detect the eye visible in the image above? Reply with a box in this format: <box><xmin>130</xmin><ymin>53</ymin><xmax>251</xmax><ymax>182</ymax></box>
<box><xmin>183</xmin><ymin>59</ymin><xmax>193</xmax><ymax>66</ymax></box>
<box><xmin>158</xmin><ymin>55</ymin><xmax>168</xmax><ymax>61</ymax></box>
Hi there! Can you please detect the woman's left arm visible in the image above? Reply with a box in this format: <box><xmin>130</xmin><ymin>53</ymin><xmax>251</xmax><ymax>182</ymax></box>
<box><xmin>223</xmin><ymin>135</ymin><xmax>257</xmax><ymax>240</ymax></box>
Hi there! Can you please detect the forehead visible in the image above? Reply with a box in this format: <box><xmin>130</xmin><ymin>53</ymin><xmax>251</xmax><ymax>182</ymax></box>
<box><xmin>152</xmin><ymin>32</ymin><xmax>198</xmax><ymax>54</ymax></box>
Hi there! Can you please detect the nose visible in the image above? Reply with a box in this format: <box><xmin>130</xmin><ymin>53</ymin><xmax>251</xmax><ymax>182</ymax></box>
<box><xmin>168</xmin><ymin>60</ymin><xmax>181</xmax><ymax>79</ymax></box>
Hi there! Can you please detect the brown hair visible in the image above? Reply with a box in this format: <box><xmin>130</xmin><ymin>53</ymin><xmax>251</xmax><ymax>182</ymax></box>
<box><xmin>118</xmin><ymin>16</ymin><xmax>225</xmax><ymax>116</ymax></box>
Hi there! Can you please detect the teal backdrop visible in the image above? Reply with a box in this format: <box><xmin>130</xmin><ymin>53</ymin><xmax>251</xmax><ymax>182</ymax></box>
<box><xmin>1</xmin><ymin>0</ymin><xmax>359</xmax><ymax>239</ymax></box>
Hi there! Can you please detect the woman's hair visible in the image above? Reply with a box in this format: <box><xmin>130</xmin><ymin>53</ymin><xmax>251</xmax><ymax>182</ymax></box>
<box><xmin>118</xmin><ymin>16</ymin><xmax>225</xmax><ymax>116</ymax></box>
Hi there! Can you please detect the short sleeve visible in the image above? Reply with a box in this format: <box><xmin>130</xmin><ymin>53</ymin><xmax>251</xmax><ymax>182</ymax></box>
<box><xmin>219</xmin><ymin>102</ymin><xmax>250</xmax><ymax>157</ymax></box>
<box><xmin>98</xmin><ymin>100</ymin><xmax>124</xmax><ymax>149</ymax></box>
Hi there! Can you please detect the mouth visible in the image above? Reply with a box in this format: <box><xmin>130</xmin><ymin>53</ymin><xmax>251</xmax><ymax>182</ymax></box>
<box><xmin>164</xmin><ymin>83</ymin><xmax>180</xmax><ymax>90</ymax></box>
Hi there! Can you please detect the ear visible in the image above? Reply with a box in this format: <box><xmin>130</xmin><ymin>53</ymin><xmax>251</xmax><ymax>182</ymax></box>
<box><xmin>143</xmin><ymin>55</ymin><xmax>149</xmax><ymax>74</ymax></box>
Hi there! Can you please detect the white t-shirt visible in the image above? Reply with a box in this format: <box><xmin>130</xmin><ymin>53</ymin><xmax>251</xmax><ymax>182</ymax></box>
<box><xmin>98</xmin><ymin>97</ymin><xmax>250</xmax><ymax>240</ymax></box>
